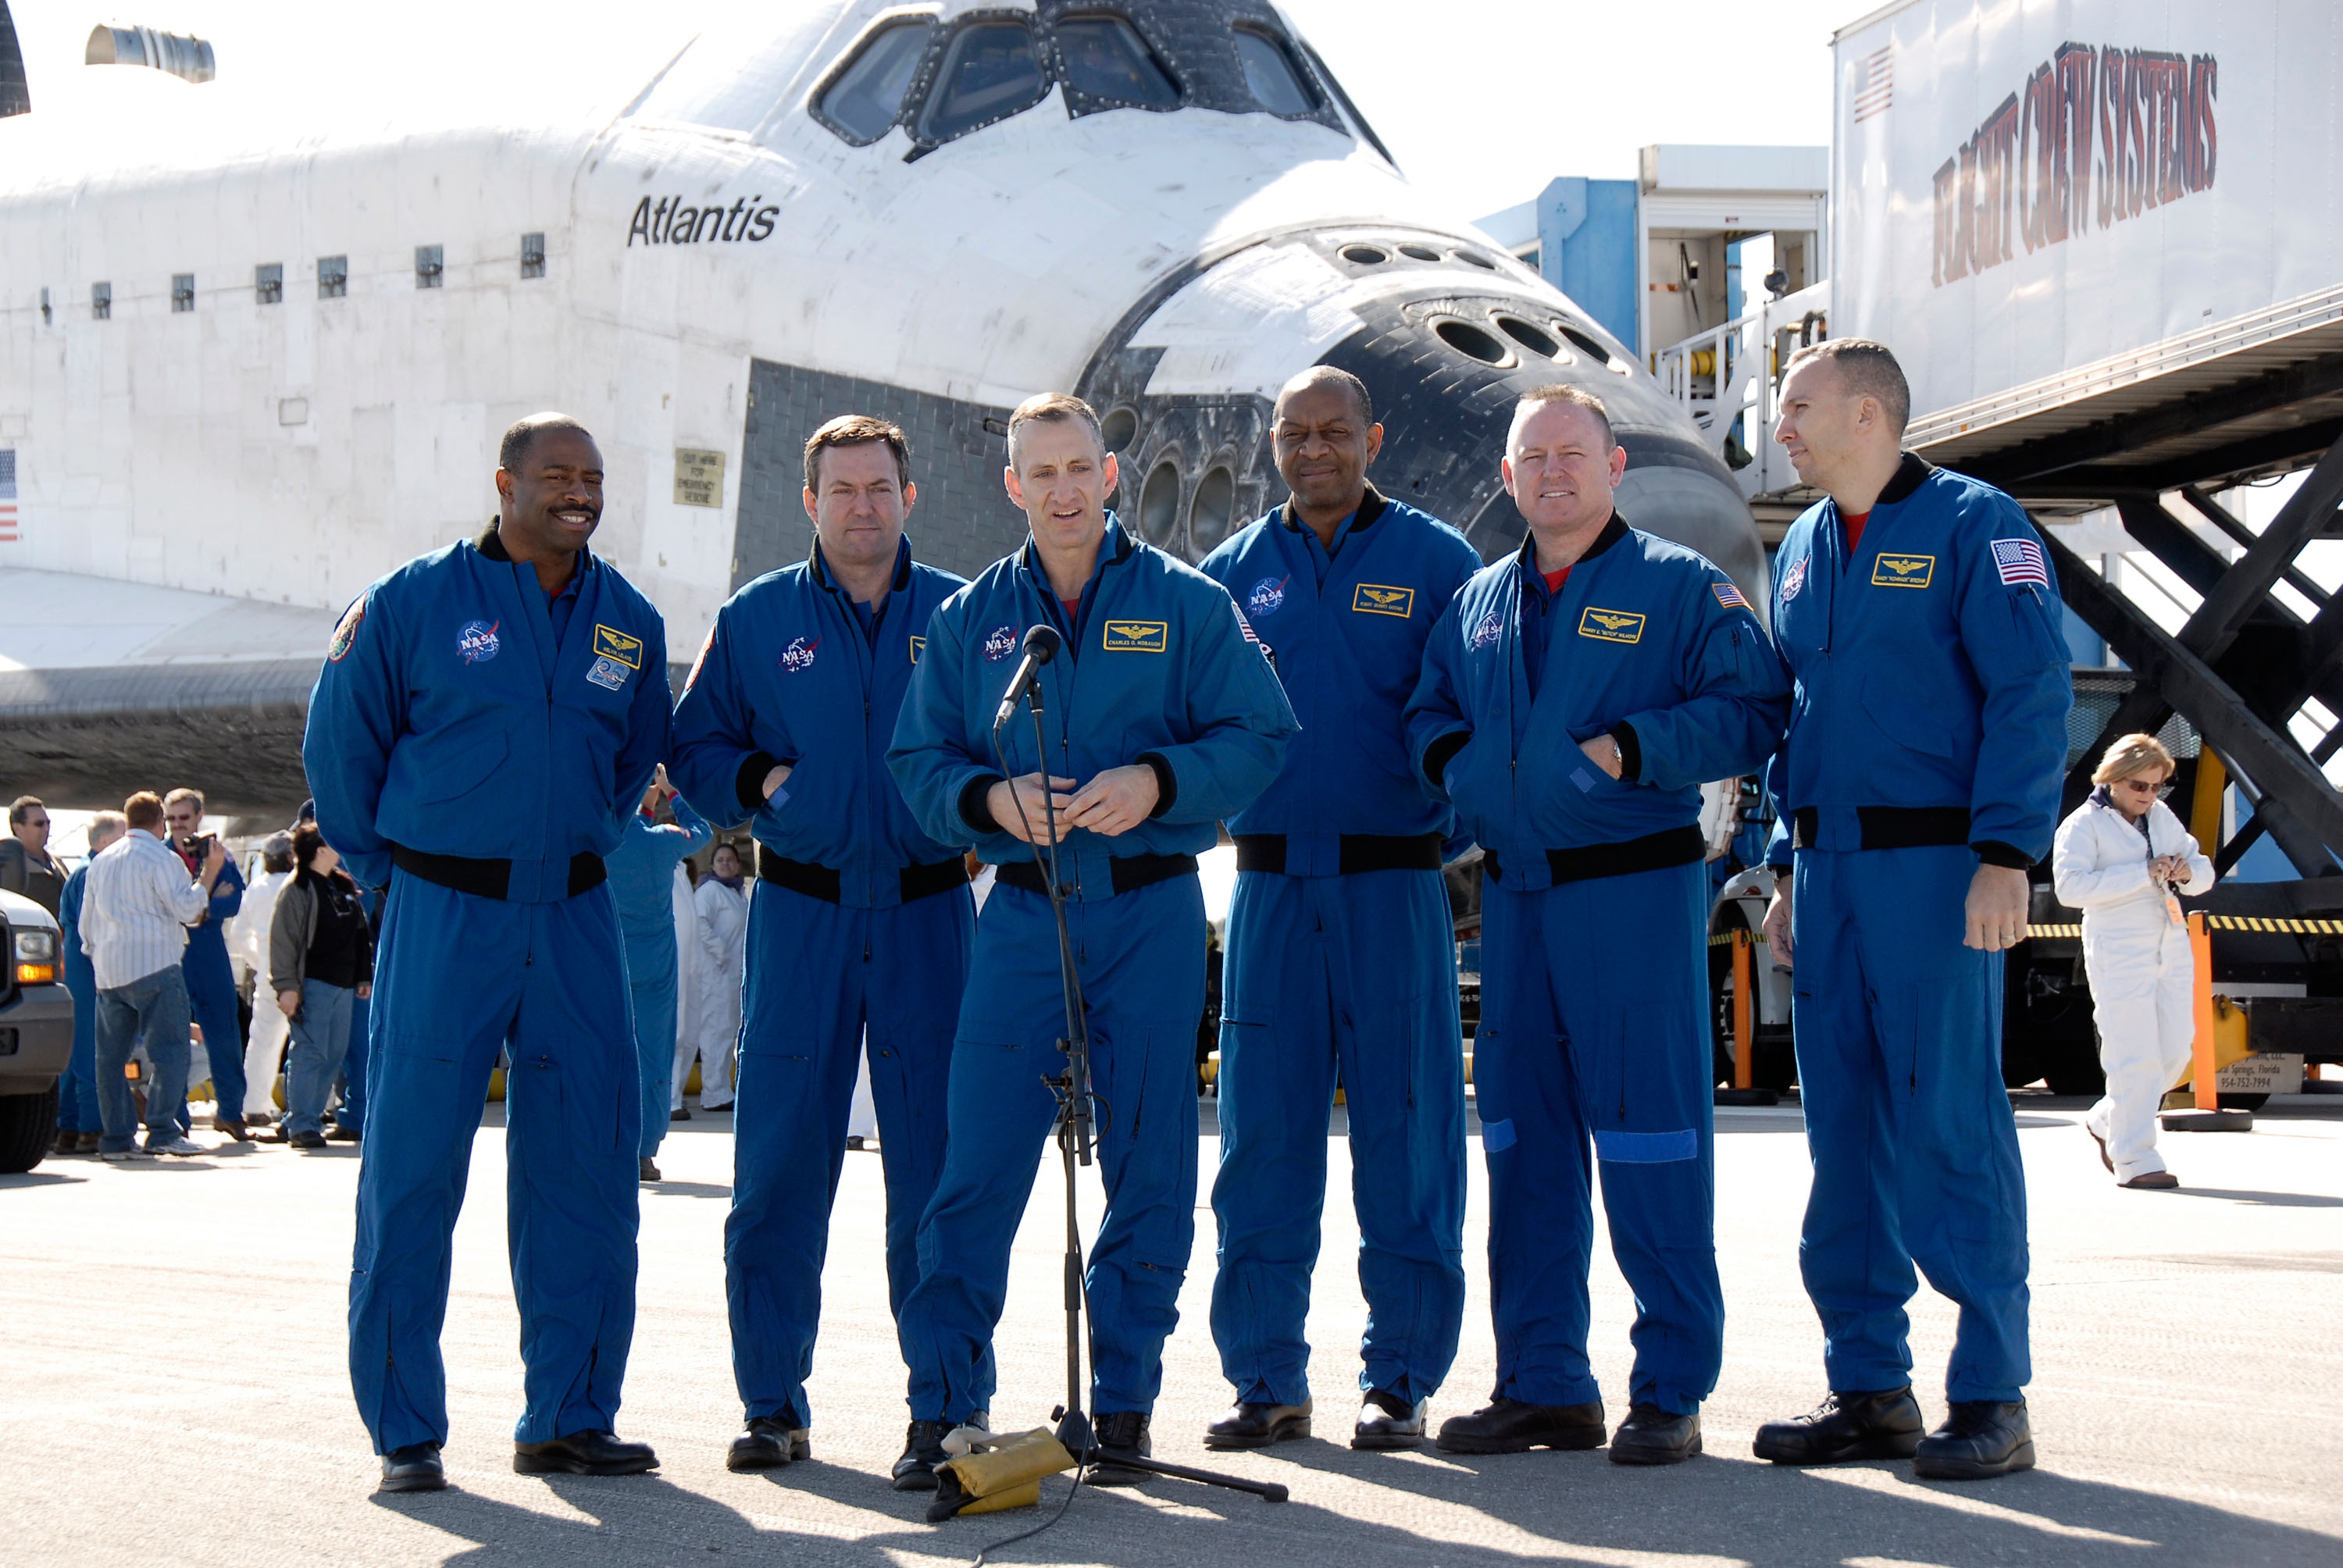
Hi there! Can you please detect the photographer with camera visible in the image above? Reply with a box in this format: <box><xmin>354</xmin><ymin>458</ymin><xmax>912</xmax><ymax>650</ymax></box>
<box><xmin>162</xmin><ymin>788</ymin><xmax>251</xmax><ymax>1142</ymax></box>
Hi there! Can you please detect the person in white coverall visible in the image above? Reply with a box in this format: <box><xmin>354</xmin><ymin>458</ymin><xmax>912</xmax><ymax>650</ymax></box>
<box><xmin>227</xmin><ymin>834</ymin><xmax>297</xmax><ymax>1121</ymax></box>
<box><xmin>2051</xmin><ymin>733</ymin><xmax>2215</xmax><ymax>1191</ymax></box>
<box><xmin>692</xmin><ymin>840</ymin><xmax>751</xmax><ymax>1112</ymax></box>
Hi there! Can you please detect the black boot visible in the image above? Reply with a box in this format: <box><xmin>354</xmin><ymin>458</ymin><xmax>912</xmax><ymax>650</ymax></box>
<box><xmin>1204</xmin><ymin>1399</ymin><xmax>1312</xmax><ymax>1449</ymax></box>
<box><xmin>891</xmin><ymin>1420</ymin><xmax>950</xmax><ymax>1491</ymax></box>
<box><xmin>1088</xmin><ymin>1410</ymin><xmax>1154</xmax><ymax>1486</ymax></box>
<box><xmin>1753</xmin><ymin>1388</ymin><xmax>1924</xmax><ymax>1465</ymax></box>
<box><xmin>1352</xmin><ymin>1391</ymin><xmax>1428</xmax><ymax>1451</ymax></box>
<box><xmin>1435</xmin><ymin>1397</ymin><xmax>1606</xmax><ymax>1455</ymax></box>
<box><xmin>727</xmin><ymin>1409</ymin><xmax>810</xmax><ymax>1472</ymax></box>
<box><xmin>379</xmin><ymin>1442</ymin><xmax>445</xmax><ymax>1493</ymax></box>
<box><xmin>1913</xmin><ymin>1401</ymin><xmax>2034</xmax><ymax>1480</ymax></box>
<box><xmin>1608</xmin><ymin>1404</ymin><xmax>1701</xmax><ymax>1465</ymax></box>
<box><xmin>513</xmin><ymin>1430</ymin><xmax>658</xmax><ymax>1475</ymax></box>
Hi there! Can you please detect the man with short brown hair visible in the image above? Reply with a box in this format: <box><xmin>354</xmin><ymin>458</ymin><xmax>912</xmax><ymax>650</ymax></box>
<box><xmin>1753</xmin><ymin>337</ymin><xmax>2070</xmax><ymax>1481</ymax></box>
<box><xmin>888</xmin><ymin>391</ymin><xmax>1297</xmax><ymax>1484</ymax></box>
<box><xmin>1408</xmin><ymin>387</ymin><xmax>1788</xmax><ymax>1464</ymax></box>
<box><xmin>2</xmin><ymin>795</ymin><xmax>66</xmax><ymax>916</ymax></box>
<box><xmin>671</xmin><ymin>412</ymin><xmax>974</xmax><ymax>1475</ymax></box>
<box><xmin>79</xmin><ymin>791</ymin><xmax>229</xmax><ymax>1159</ymax></box>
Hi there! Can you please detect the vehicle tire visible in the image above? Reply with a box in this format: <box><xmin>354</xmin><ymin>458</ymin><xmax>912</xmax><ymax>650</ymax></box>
<box><xmin>0</xmin><ymin>1082</ymin><xmax>59</xmax><ymax>1174</ymax></box>
<box><xmin>2042</xmin><ymin>1060</ymin><xmax>2107</xmax><ymax>1097</ymax></box>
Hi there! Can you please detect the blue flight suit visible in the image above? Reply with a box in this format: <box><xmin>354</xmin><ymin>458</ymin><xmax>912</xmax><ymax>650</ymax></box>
<box><xmin>1409</xmin><ymin>514</ymin><xmax>1788</xmax><ymax>1416</ymax></box>
<box><xmin>1196</xmin><ymin>486</ymin><xmax>1482</xmax><ymax>1409</ymax></box>
<box><xmin>889</xmin><ymin>513</ymin><xmax>1297</xmax><ymax>1422</ymax></box>
<box><xmin>57</xmin><ymin>864</ymin><xmax>101</xmax><ymax>1135</ymax></box>
<box><xmin>339</xmin><ymin>887</ymin><xmax>382</xmax><ymax>1137</ymax></box>
<box><xmin>177</xmin><ymin>850</ymin><xmax>247</xmax><ymax>1124</ymax></box>
<box><xmin>669</xmin><ymin>536</ymin><xmax>975</xmax><ymax>1429</ymax></box>
<box><xmin>607</xmin><ymin>797</ymin><xmax>712</xmax><ymax>1160</ymax></box>
<box><xmin>305</xmin><ymin>521</ymin><xmax>671</xmax><ymax>1455</ymax></box>
<box><xmin>1764</xmin><ymin>454</ymin><xmax>2071</xmax><ymax>1405</ymax></box>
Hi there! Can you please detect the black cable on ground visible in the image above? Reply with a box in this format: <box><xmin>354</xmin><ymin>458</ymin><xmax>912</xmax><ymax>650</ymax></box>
<box><xmin>969</xmin><ymin>1462</ymin><xmax>1091</xmax><ymax>1568</ymax></box>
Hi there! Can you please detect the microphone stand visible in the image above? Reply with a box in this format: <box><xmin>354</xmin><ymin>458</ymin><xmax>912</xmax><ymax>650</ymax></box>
<box><xmin>989</xmin><ymin>671</ymin><xmax>1286</xmax><ymax>1510</ymax></box>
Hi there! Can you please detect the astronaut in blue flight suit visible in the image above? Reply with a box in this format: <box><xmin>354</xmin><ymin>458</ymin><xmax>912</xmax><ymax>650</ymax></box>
<box><xmin>305</xmin><ymin>414</ymin><xmax>673</xmax><ymax>1495</ymax></box>
<box><xmin>1408</xmin><ymin>387</ymin><xmax>1788</xmax><ymax>1465</ymax></box>
<box><xmin>668</xmin><ymin>415</ymin><xmax>976</xmax><ymax>1479</ymax></box>
<box><xmin>605</xmin><ymin>767</ymin><xmax>711</xmax><ymax>1182</ymax></box>
<box><xmin>888</xmin><ymin>394</ymin><xmax>1297</xmax><ymax>1486</ymax></box>
<box><xmin>162</xmin><ymin>789</ymin><xmax>250</xmax><ymax>1139</ymax></box>
<box><xmin>1752</xmin><ymin>341</ymin><xmax>2070</xmax><ymax>1481</ymax></box>
<box><xmin>1195</xmin><ymin>367</ymin><xmax>1482</xmax><ymax>1453</ymax></box>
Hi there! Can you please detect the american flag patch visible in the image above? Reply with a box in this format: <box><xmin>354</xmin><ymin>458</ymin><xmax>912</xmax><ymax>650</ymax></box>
<box><xmin>1992</xmin><ymin>536</ymin><xmax>2050</xmax><ymax>589</ymax></box>
<box><xmin>0</xmin><ymin>448</ymin><xmax>17</xmax><ymax>543</ymax></box>
<box><xmin>1711</xmin><ymin>580</ymin><xmax>1748</xmax><ymax>611</ymax></box>
<box><xmin>1235</xmin><ymin>607</ymin><xmax>1260</xmax><ymax>644</ymax></box>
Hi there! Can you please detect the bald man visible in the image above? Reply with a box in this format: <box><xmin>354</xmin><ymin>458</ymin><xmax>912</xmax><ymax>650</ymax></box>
<box><xmin>1196</xmin><ymin>366</ymin><xmax>1482</xmax><ymax>1452</ymax></box>
<box><xmin>306</xmin><ymin>412</ymin><xmax>673</xmax><ymax>1494</ymax></box>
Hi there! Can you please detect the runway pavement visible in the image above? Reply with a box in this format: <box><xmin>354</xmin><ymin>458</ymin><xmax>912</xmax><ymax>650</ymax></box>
<box><xmin>5</xmin><ymin>1091</ymin><xmax>2341</xmax><ymax>1567</ymax></box>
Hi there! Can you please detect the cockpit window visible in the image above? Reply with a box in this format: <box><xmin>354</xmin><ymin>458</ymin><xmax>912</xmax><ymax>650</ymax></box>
<box><xmin>815</xmin><ymin>19</ymin><xmax>934</xmax><ymax>145</ymax></box>
<box><xmin>919</xmin><ymin>20</ymin><xmax>1048</xmax><ymax>144</ymax></box>
<box><xmin>1233</xmin><ymin>27</ymin><xmax>1318</xmax><ymax>118</ymax></box>
<box><xmin>1299</xmin><ymin>40</ymin><xmax>1396</xmax><ymax>168</ymax></box>
<box><xmin>1057</xmin><ymin>15</ymin><xmax>1179</xmax><ymax>110</ymax></box>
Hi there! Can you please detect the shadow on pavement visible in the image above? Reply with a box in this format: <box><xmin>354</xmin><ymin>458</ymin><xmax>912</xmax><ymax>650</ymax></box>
<box><xmin>366</xmin><ymin>1436</ymin><xmax>2343</xmax><ymax>1568</ymax></box>
<box><xmin>0</xmin><ymin>1171</ymin><xmax>86</xmax><ymax>1188</ymax></box>
<box><xmin>1224</xmin><ymin>1438</ymin><xmax>2342</xmax><ymax>1567</ymax></box>
<box><xmin>2163</xmin><ymin>1186</ymin><xmax>2343</xmax><ymax>1208</ymax></box>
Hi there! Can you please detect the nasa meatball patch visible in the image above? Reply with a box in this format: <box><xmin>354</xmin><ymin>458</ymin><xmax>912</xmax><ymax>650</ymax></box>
<box><xmin>1778</xmin><ymin>557</ymin><xmax>1808</xmax><ymax>604</ymax></box>
<box><xmin>1467</xmin><ymin>610</ymin><xmax>1503</xmax><ymax>651</ymax></box>
<box><xmin>982</xmin><ymin>624</ymin><xmax>1018</xmax><ymax>663</ymax></box>
<box><xmin>458</xmin><ymin>618</ymin><xmax>501</xmax><ymax>664</ymax></box>
<box><xmin>1246</xmin><ymin>575</ymin><xmax>1289</xmax><ymax>617</ymax></box>
<box><xmin>779</xmin><ymin>636</ymin><xmax>818</xmax><ymax>674</ymax></box>
<box><xmin>326</xmin><ymin>593</ymin><xmax>368</xmax><ymax>662</ymax></box>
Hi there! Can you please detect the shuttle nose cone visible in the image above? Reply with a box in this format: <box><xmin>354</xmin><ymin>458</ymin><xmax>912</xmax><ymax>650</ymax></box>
<box><xmin>1317</xmin><ymin>305</ymin><xmax>1768</xmax><ymax>611</ymax></box>
<box><xmin>1076</xmin><ymin>228</ymin><xmax>1766</xmax><ymax>609</ymax></box>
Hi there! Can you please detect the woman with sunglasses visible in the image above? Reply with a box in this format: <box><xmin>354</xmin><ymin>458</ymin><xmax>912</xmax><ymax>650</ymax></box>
<box><xmin>2050</xmin><ymin>733</ymin><xmax>2215</xmax><ymax>1189</ymax></box>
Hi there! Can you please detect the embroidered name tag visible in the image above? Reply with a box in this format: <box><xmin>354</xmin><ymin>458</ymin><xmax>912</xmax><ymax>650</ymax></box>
<box><xmin>593</xmin><ymin>624</ymin><xmax>644</xmax><ymax>667</ymax></box>
<box><xmin>1352</xmin><ymin>583</ymin><xmax>1414</xmax><ymax>618</ymax></box>
<box><xmin>909</xmin><ymin>635</ymin><xmax>925</xmax><ymax>664</ymax></box>
<box><xmin>1101</xmin><ymin>619</ymin><xmax>1168</xmax><ymax>653</ymax></box>
<box><xmin>1578</xmin><ymin>607</ymin><xmax>1646</xmax><ymax>643</ymax></box>
<box><xmin>1871</xmin><ymin>554</ymin><xmax>1935</xmax><ymax>589</ymax></box>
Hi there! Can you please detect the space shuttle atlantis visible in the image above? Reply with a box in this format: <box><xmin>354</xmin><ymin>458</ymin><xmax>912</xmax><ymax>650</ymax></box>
<box><xmin>0</xmin><ymin>0</ymin><xmax>1764</xmax><ymax>818</ymax></box>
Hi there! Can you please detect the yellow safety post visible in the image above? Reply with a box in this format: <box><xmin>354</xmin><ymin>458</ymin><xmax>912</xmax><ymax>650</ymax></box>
<box><xmin>1731</xmin><ymin>928</ymin><xmax>1755</xmax><ymax>1091</ymax></box>
<box><xmin>2191</xmin><ymin>750</ymin><xmax>2227</xmax><ymax>856</ymax></box>
<box><xmin>2188</xmin><ymin>911</ymin><xmax>2218</xmax><ymax>1112</ymax></box>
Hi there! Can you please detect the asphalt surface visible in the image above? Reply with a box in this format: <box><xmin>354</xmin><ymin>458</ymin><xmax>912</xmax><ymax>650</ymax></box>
<box><xmin>5</xmin><ymin>1091</ymin><xmax>2341</xmax><ymax>1568</ymax></box>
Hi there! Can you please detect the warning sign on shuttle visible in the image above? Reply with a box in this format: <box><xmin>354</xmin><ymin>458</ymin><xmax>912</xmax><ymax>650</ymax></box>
<box><xmin>674</xmin><ymin>448</ymin><xmax>726</xmax><ymax>509</ymax></box>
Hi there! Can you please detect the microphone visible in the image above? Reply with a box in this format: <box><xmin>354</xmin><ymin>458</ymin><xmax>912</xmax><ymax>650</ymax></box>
<box><xmin>993</xmin><ymin>623</ymin><xmax>1063</xmax><ymax>729</ymax></box>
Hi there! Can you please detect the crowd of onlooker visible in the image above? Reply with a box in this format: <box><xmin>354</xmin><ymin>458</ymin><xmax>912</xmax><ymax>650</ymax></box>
<box><xmin>5</xmin><ymin>789</ymin><xmax>755</xmax><ymax>1164</ymax></box>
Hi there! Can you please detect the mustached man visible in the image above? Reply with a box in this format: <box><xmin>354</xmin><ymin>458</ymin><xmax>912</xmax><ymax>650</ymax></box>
<box><xmin>305</xmin><ymin>414</ymin><xmax>672</xmax><ymax>1494</ymax></box>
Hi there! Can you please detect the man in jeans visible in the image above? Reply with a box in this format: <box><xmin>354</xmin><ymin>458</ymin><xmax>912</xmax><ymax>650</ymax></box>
<box><xmin>78</xmin><ymin>790</ymin><xmax>229</xmax><ymax>1159</ymax></box>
